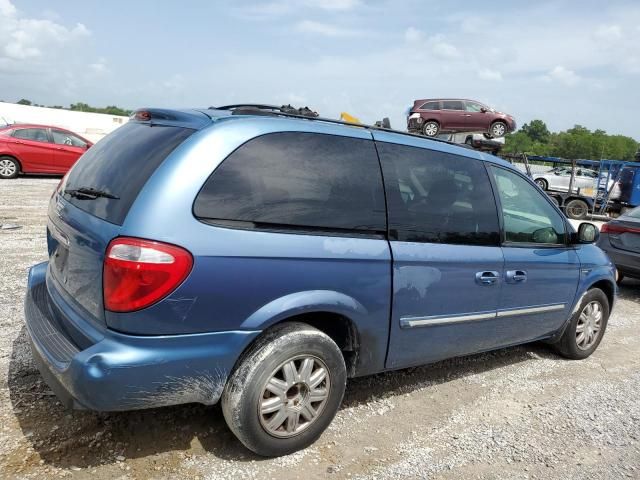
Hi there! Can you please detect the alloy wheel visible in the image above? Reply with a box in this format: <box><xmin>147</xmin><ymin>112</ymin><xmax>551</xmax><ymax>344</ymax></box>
<box><xmin>258</xmin><ymin>355</ymin><xmax>331</xmax><ymax>438</ymax></box>
<box><xmin>0</xmin><ymin>159</ymin><xmax>17</xmax><ymax>177</ymax></box>
<box><xmin>491</xmin><ymin>123</ymin><xmax>506</xmax><ymax>137</ymax></box>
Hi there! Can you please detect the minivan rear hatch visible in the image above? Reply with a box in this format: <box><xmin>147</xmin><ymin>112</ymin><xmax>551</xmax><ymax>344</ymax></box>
<box><xmin>47</xmin><ymin>116</ymin><xmax>201</xmax><ymax>325</ymax></box>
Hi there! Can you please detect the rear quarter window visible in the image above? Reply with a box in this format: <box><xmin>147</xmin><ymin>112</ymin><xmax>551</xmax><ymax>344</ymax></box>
<box><xmin>194</xmin><ymin>132</ymin><xmax>387</xmax><ymax>235</ymax></box>
<box><xmin>62</xmin><ymin>122</ymin><xmax>194</xmax><ymax>225</ymax></box>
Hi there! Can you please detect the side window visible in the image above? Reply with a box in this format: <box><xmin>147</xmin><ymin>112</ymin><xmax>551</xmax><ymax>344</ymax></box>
<box><xmin>420</xmin><ymin>101</ymin><xmax>440</xmax><ymax>110</ymax></box>
<box><xmin>491</xmin><ymin>167</ymin><xmax>567</xmax><ymax>245</ymax></box>
<box><xmin>465</xmin><ymin>102</ymin><xmax>483</xmax><ymax>112</ymax></box>
<box><xmin>52</xmin><ymin>129</ymin><xmax>87</xmax><ymax>148</ymax></box>
<box><xmin>194</xmin><ymin>132</ymin><xmax>386</xmax><ymax>234</ymax></box>
<box><xmin>13</xmin><ymin>128</ymin><xmax>49</xmax><ymax>143</ymax></box>
<box><xmin>442</xmin><ymin>100</ymin><xmax>464</xmax><ymax>111</ymax></box>
<box><xmin>377</xmin><ymin>142</ymin><xmax>500</xmax><ymax>246</ymax></box>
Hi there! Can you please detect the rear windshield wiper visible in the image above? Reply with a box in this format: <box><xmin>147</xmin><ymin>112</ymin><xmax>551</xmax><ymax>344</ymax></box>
<box><xmin>64</xmin><ymin>187</ymin><xmax>120</xmax><ymax>200</ymax></box>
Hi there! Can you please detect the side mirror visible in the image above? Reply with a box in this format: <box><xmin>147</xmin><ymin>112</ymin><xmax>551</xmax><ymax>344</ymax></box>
<box><xmin>575</xmin><ymin>222</ymin><xmax>599</xmax><ymax>244</ymax></box>
<box><xmin>480</xmin><ymin>107</ymin><xmax>488</xmax><ymax>113</ymax></box>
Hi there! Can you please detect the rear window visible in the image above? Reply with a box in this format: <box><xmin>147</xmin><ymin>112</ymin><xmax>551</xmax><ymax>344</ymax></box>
<box><xmin>63</xmin><ymin>122</ymin><xmax>194</xmax><ymax>225</ymax></box>
<box><xmin>194</xmin><ymin>132</ymin><xmax>386</xmax><ymax>235</ymax></box>
<box><xmin>420</xmin><ymin>101</ymin><xmax>440</xmax><ymax>110</ymax></box>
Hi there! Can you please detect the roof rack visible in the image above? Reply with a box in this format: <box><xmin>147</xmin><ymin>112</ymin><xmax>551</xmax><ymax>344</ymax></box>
<box><xmin>210</xmin><ymin>103</ymin><xmax>463</xmax><ymax>148</ymax></box>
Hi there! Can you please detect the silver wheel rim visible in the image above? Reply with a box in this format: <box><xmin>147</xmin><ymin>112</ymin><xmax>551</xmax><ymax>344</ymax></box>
<box><xmin>0</xmin><ymin>159</ymin><xmax>16</xmax><ymax>177</ymax></box>
<box><xmin>536</xmin><ymin>179</ymin><xmax>546</xmax><ymax>189</ymax></box>
<box><xmin>492</xmin><ymin>123</ymin><xmax>505</xmax><ymax>136</ymax></box>
<box><xmin>258</xmin><ymin>355</ymin><xmax>331</xmax><ymax>438</ymax></box>
<box><xmin>576</xmin><ymin>301</ymin><xmax>603</xmax><ymax>350</ymax></box>
<box><xmin>424</xmin><ymin>123</ymin><xmax>438</xmax><ymax>136</ymax></box>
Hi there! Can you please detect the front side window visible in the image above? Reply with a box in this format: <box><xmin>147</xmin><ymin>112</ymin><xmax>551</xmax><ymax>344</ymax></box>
<box><xmin>52</xmin><ymin>129</ymin><xmax>87</xmax><ymax>148</ymax></box>
<box><xmin>465</xmin><ymin>102</ymin><xmax>484</xmax><ymax>112</ymax></box>
<box><xmin>194</xmin><ymin>132</ymin><xmax>386</xmax><ymax>234</ymax></box>
<box><xmin>13</xmin><ymin>128</ymin><xmax>49</xmax><ymax>143</ymax></box>
<box><xmin>491</xmin><ymin>166</ymin><xmax>567</xmax><ymax>245</ymax></box>
<box><xmin>377</xmin><ymin>142</ymin><xmax>500</xmax><ymax>246</ymax></box>
<box><xmin>442</xmin><ymin>100</ymin><xmax>464</xmax><ymax>111</ymax></box>
<box><xmin>420</xmin><ymin>101</ymin><xmax>440</xmax><ymax>110</ymax></box>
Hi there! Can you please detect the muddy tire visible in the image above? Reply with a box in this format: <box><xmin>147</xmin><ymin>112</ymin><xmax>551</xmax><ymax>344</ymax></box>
<box><xmin>221</xmin><ymin>322</ymin><xmax>346</xmax><ymax>457</ymax></box>
<box><xmin>553</xmin><ymin>288</ymin><xmax>609</xmax><ymax>360</ymax></box>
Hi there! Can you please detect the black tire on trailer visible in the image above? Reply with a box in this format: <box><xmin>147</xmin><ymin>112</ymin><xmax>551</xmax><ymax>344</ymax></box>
<box><xmin>221</xmin><ymin>322</ymin><xmax>347</xmax><ymax>457</ymax></box>
<box><xmin>565</xmin><ymin>198</ymin><xmax>589</xmax><ymax>220</ymax></box>
<box><xmin>548</xmin><ymin>195</ymin><xmax>560</xmax><ymax>206</ymax></box>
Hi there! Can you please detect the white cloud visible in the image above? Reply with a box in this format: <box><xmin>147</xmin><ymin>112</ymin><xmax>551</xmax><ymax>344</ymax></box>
<box><xmin>306</xmin><ymin>0</ymin><xmax>361</xmax><ymax>10</ymax></box>
<box><xmin>478</xmin><ymin>68</ymin><xmax>503</xmax><ymax>81</ymax></box>
<box><xmin>595</xmin><ymin>24</ymin><xmax>622</xmax><ymax>41</ymax></box>
<box><xmin>404</xmin><ymin>27</ymin><xmax>423</xmax><ymax>43</ymax></box>
<box><xmin>429</xmin><ymin>35</ymin><xmax>461</xmax><ymax>59</ymax></box>
<box><xmin>545</xmin><ymin>65</ymin><xmax>581</xmax><ymax>86</ymax></box>
<box><xmin>295</xmin><ymin>20</ymin><xmax>362</xmax><ymax>37</ymax></box>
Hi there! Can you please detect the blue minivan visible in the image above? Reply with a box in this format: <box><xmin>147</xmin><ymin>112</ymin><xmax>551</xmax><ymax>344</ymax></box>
<box><xmin>25</xmin><ymin>105</ymin><xmax>615</xmax><ymax>456</ymax></box>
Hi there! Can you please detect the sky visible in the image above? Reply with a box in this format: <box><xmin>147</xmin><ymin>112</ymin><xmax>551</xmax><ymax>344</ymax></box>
<box><xmin>0</xmin><ymin>0</ymin><xmax>639</xmax><ymax>139</ymax></box>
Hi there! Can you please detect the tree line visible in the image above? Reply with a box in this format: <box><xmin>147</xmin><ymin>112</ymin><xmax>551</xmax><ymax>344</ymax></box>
<box><xmin>9</xmin><ymin>99</ymin><xmax>132</xmax><ymax>117</ymax></box>
<box><xmin>503</xmin><ymin>120</ymin><xmax>639</xmax><ymax>161</ymax></box>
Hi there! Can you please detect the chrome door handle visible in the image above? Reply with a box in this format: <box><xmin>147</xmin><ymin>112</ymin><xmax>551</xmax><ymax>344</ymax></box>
<box><xmin>506</xmin><ymin>270</ymin><xmax>527</xmax><ymax>283</ymax></box>
<box><xmin>476</xmin><ymin>271</ymin><xmax>500</xmax><ymax>286</ymax></box>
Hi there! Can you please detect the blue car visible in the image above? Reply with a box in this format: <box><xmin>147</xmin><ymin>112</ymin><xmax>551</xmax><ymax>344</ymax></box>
<box><xmin>25</xmin><ymin>105</ymin><xmax>615</xmax><ymax>456</ymax></box>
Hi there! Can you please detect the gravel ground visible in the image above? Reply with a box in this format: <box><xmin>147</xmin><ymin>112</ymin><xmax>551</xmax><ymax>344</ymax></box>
<box><xmin>1</xmin><ymin>177</ymin><xmax>639</xmax><ymax>480</ymax></box>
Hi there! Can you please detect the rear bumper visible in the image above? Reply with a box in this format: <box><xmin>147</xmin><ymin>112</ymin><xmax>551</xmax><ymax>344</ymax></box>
<box><xmin>598</xmin><ymin>237</ymin><xmax>640</xmax><ymax>278</ymax></box>
<box><xmin>25</xmin><ymin>261</ymin><xmax>260</xmax><ymax>411</ymax></box>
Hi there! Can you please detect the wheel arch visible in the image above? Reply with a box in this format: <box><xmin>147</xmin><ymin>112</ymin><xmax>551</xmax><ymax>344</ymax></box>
<box><xmin>0</xmin><ymin>153</ymin><xmax>22</xmax><ymax>171</ymax></box>
<box><xmin>237</xmin><ymin>290</ymin><xmax>365</xmax><ymax>376</ymax></box>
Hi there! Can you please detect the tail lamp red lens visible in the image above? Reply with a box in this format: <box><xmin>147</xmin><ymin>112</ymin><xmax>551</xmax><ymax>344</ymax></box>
<box><xmin>103</xmin><ymin>237</ymin><xmax>193</xmax><ymax>312</ymax></box>
<box><xmin>601</xmin><ymin>223</ymin><xmax>640</xmax><ymax>235</ymax></box>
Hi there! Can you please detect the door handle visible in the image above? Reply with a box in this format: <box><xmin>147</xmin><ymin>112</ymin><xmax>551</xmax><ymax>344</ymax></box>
<box><xmin>461</xmin><ymin>114</ymin><xmax>472</xmax><ymax>117</ymax></box>
<box><xmin>475</xmin><ymin>271</ymin><xmax>500</xmax><ymax>286</ymax></box>
<box><xmin>506</xmin><ymin>270</ymin><xmax>527</xmax><ymax>283</ymax></box>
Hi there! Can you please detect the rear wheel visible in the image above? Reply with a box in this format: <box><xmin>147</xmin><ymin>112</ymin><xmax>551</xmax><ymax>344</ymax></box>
<box><xmin>422</xmin><ymin>121</ymin><xmax>440</xmax><ymax>137</ymax></box>
<box><xmin>565</xmin><ymin>198</ymin><xmax>589</xmax><ymax>220</ymax></box>
<box><xmin>0</xmin><ymin>156</ymin><xmax>19</xmax><ymax>179</ymax></box>
<box><xmin>553</xmin><ymin>288</ymin><xmax>609</xmax><ymax>360</ymax></box>
<box><xmin>221</xmin><ymin>322</ymin><xmax>346</xmax><ymax>457</ymax></box>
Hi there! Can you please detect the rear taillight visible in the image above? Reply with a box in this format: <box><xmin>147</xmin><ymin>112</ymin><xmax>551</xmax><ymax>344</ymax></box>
<box><xmin>601</xmin><ymin>223</ymin><xmax>640</xmax><ymax>234</ymax></box>
<box><xmin>103</xmin><ymin>237</ymin><xmax>193</xmax><ymax>312</ymax></box>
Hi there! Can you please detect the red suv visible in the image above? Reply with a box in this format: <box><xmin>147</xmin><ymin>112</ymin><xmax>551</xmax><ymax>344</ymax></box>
<box><xmin>0</xmin><ymin>124</ymin><xmax>93</xmax><ymax>179</ymax></box>
<box><xmin>407</xmin><ymin>98</ymin><xmax>516</xmax><ymax>138</ymax></box>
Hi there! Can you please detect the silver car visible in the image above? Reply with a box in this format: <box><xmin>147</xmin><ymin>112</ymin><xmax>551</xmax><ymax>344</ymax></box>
<box><xmin>534</xmin><ymin>167</ymin><xmax>620</xmax><ymax>198</ymax></box>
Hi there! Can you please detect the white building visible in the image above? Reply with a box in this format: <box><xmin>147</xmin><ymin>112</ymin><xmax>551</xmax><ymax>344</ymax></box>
<box><xmin>0</xmin><ymin>102</ymin><xmax>129</xmax><ymax>143</ymax></box>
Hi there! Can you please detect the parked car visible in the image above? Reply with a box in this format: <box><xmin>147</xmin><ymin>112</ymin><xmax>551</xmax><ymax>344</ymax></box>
<box><xmin>0</xmin><ymin>124</ymin><xmax>92</xmax><ymax>178</ymax></box>
<box><xmin>25</xmin><ymin>106</ymin><xmax>614</xmax><ymax>457</ymax></box>
<box><xmin>437</xmin><ymin>132</ymin><xmax>505</xmax><ymax>155</ymax></box>
<box><xmin>534</xmin><ymin>166</ymin><xmax>621</xmax><ymax>199</ymax></box>
<box><xmin>407</xmin><ymin>98</ymin><xmax>516</xmax><ymax>138</ymax></box>
<box><xmin>597</xmin><ymin>206</ymin><xmax>640</xmax><ymax>283</ymax></box>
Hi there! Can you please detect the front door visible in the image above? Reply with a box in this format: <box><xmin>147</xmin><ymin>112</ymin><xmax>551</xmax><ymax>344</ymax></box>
<box><xmin>51</xmin><ymin>129</ymin><xmax>88</xmax><ymax>172</ymax></box>
<box><xmin>489</xmin><ymin>166</ymin><xmax>580</xmax><ymax>342</ymax></box>
<box><xmin>464</xmin><ymin>101</ymin><xmax>489</xmax><ymax>130</ymax></box>
<box><xmin>373</xmin><ymin>135</ymin><xmax>505</xmax><ymax>369</ymax></box>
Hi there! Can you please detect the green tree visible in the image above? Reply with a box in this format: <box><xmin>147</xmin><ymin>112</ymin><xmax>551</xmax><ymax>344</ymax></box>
<box><xmin>17</xmin><ymin>99</ymin><xmax>32</xmax><ymax>105</ymax></box>
<box><xmin>521</xmin><ymin>119</ymin><xmax>550</xmax><ymax>143</ymax></box>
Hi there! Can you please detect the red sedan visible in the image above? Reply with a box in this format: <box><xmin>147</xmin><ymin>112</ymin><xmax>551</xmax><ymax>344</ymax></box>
<box><xmin>0</xmin><ymin>124</ymin><xmax>93</xmax><ymax>178</ymax></box>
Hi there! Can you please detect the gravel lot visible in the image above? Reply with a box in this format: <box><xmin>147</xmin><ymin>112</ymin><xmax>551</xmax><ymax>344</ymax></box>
<box><xmin>1</xmin><ymin>178</ymin><xmax>639</xmax><ymax>479</ymax></box>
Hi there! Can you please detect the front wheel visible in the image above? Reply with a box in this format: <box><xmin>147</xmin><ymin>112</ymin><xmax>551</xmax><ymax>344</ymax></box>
<box><xmin>553</xmin><ymin>288</ymin><xmax>609</xmax><ymax>359</ymax></box>
<box><xmin>489</xmin><ymin>121</ymin><xmax>507</xmax><ymax>138</ymax></box>
<box><xmin>535</xmin><ymin>178</ymin><xmax>549</xmax><ymax>190</ymax></box>
<box><xmin>221</xmin><ymin>322</ymin><xmax>346</xmax><ymax>457</ymax></box>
